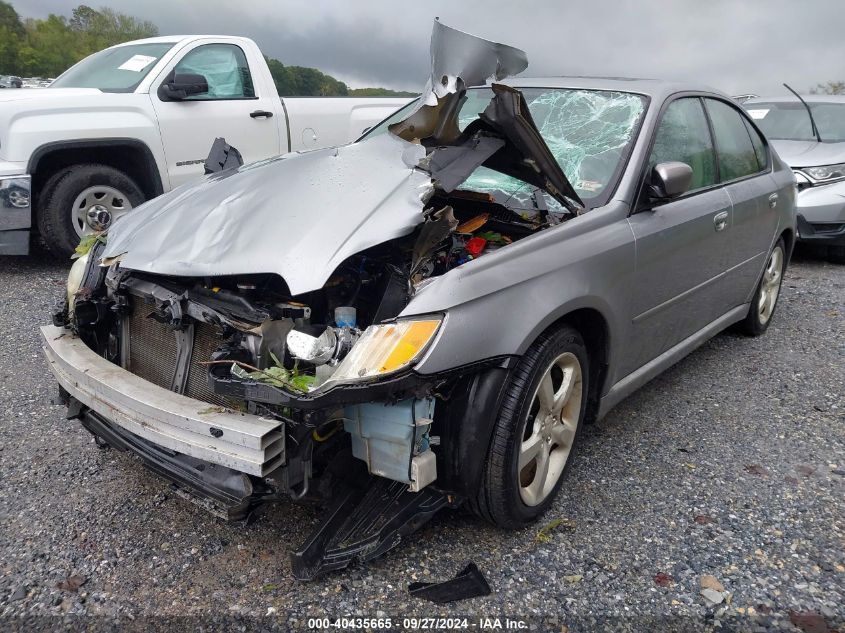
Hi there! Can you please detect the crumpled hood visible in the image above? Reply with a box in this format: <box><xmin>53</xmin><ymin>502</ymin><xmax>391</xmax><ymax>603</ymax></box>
<box><xmin>103</xmin><ymin>134</ymin><xmax>430</xmax><ymax>295</ymax></box>
<box><xmin>771</xmin><ymin>139</ymin><xmax>845</xmax><ymax>167</ymax></box>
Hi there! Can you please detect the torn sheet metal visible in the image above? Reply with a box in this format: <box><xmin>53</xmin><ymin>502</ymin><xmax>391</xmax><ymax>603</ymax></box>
<box><xmin>102</xmin><ymin>133</ymin><xmax>430</xmax><ymax>295</ymax></box>
<box><xmin>423</xmin><ymin>19</ymin><xmax>527</xmax><ymax>104</ymax></box>
<box><xmin>204</xmin><ymin>137</ymin><xmax>244</xmax><ymax>174</ymax></box>
<box><xmin>389</xmin><ymin>19</ymin><xmax>528</xmax><ymax>145</ymax></box>
<box><xmin>472</xmin><ymin>83</ymin><xmax>584</xmax><ymax>210</ymax></box>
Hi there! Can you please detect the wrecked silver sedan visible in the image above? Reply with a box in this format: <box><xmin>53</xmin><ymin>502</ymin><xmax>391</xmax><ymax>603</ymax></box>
<box><xmin>42</xmin><ymin>22</ymin><xmax>796</xmax><ymax>579</ymax></box>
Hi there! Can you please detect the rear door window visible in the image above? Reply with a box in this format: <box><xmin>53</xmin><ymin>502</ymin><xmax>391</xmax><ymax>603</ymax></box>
<box><xmin>705</xmin><ymin>99</ymin><xmax>761</xmax><ymax>181</ymax></box>
<box><xmin>648</xmin><ymin>97</ymin><xmax>717</xmax><ymax>191</ymax></box>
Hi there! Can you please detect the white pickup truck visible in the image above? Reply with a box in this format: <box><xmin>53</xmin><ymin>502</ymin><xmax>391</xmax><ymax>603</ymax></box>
<box><xmin>0</xmin><ymin>35</ymin><xmax>412</xmax><ymax>257</ymax></box>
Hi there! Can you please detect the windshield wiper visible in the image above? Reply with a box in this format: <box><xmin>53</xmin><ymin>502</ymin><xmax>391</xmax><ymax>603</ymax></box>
<box><xmin>783</xmin><ymin>83</ymin><xmax>823</xmax><ymax>142</ymax></box>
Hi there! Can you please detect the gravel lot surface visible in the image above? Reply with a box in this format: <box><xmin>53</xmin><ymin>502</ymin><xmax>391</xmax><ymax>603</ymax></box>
<box><xmin>0</xmin><ymin>248</ymin><xmax>842</xmax><ymax>632</ymax></box>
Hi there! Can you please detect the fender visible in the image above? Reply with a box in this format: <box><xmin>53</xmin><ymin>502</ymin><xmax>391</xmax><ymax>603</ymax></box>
<box><xmin>28</xmin><ymin>138</ymin><xmax>165</xmax><ymax>197</ymax></box>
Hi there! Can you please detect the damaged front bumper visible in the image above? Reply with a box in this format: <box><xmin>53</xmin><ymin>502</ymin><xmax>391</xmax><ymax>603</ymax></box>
<box><xmin>41</xmin><ymin>324</ymin><xmax>285</xmax><ymax>476</ymax></box>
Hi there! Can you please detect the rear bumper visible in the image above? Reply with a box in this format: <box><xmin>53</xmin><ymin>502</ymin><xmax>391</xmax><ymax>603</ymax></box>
<box><xmin>0</xmin><ymin>174</ymin><xmax>31</xmax><ymax>255</ymax></box>
<box><xmin>40</xmin><ymin>324</ymin><xmax>284</xmax><ymax>476</ymax></box>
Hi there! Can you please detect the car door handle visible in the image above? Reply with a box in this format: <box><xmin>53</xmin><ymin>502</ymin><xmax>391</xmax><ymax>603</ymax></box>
<box><xmin>713</xmin><ymin>210</ymin><xmax>729</xmax><ymax>232</ymax></box>
<box><xmin>250</xmin><ymin>110</ymin><xmax>273</xmax><ymax>118</ymax></box>
<box><xmin>768</xmin><ymin>193</ymin><xmax>778</xmax><ymax>208</ymax></box>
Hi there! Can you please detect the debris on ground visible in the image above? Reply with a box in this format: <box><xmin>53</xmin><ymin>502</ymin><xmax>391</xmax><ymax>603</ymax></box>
<box><xmin>700</xmin><ymin>575</ymin><xmax>725</xmax><ymax>592</ymax></box>
<box><xmin>788</xmin><ymin>611</ymin><xmax>833</xmax><ymax>633</ymax></box>
<box><xmin>744</xmin><ymin>464</ymin><xmax>768</xmax><ymax>476</ymax></box>
<box><xmin>10</xmin><ymin>585</ymin><xmax>27</xmax><ymax>601</ymax></box>
<box><xmin>56</xmin><ymin>574</ymin><xmax>86</xmax><ymax>592</ymax></box>
<box><xmin>535</xmin><ymin>518</ymin><xmax>576</xmax><ymax>542</ymax></box>
<box><xmin>653</xmin><ymin>572</ymin><xmax>674</xmax><ymax>587</ymax></box>
<box><xmin>699</xmin><ymin>575</ymin><xmax>730</xmax><ymax>606</ymax></box>
<box><xmin>408</xmin><ymin>563</ymin><xmax>491</xmax><ymax>603</ymax></box>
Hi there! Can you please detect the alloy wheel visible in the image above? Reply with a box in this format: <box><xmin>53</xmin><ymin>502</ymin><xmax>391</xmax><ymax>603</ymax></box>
<box><xmin>518</xmin><ymin>351</ymin><xmax>583</xmax><ymax>506</ymax></box>
<box><xmin>758</xmin><ymin>244</ymin><xmax>784</xmax><ymax>325</ymax></box>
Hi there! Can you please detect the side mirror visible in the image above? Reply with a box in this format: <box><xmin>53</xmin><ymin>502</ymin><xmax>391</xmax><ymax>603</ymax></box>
<box><xmin>157</xmin><ymin>71</ymin><xmax>209</xmax><ymax>101</ymax></box>
<box><xmin>649</xmin><ymin>161</ymin><xmax>693</xmax><ymax>199</ymax></box>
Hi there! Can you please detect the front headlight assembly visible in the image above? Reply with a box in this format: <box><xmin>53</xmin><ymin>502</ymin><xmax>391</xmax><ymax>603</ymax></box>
<box><xmin>66</xmin><ymin>252</ymin><xmax>90</xmax><ymax>318</ymax></box>
<box><xmin>322</xmin><ymin>317</ymin><xmax>442</xmax><ymax>388</ymax></box>
<box><xmin>798</xmin><ymin>162</ymin><xmax>845</xmax><ymax>184</ymax></box>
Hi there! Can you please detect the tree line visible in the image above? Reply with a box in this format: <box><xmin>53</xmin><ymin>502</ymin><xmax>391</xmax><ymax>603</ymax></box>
<box><xmin>0</xmin><ymin>2</ymin><xmax>415</xmax><ymax>97</ymax></box>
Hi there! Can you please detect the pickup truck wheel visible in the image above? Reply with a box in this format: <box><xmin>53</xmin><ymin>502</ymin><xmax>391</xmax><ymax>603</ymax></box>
<box><xmin>739</xmin><ymin>238</ymin><xmax>786</xmax><ymax>336</ymax></box>
<box><xmin>38</xmin><ymin>164</ymin><xmax>144</xmax><ymax>258</ymax></box>
<box><xmin>474</xmin><ymin>325</ymin><xmax>589</xmax><ymax>528</ymax></box>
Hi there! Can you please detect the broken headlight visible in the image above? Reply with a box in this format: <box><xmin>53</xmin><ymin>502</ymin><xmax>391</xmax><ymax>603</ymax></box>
<box><xmin>66</xmin><ymin>251</ymin><xmax>90</xmax><ymax>318</ymax></box>
<box><xmin>321</xmin><ymin>317</ymin><xmax>441</xmax><ymax>387</ymax></box>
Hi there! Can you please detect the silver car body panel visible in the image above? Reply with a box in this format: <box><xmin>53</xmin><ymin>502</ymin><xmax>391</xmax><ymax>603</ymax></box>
<box><xmin>76</xmin><ymin>25</ymin><xmax>795</xmax><ymax>434</ymax></box>
<box><xmin>102</xmin><ymin>134</ymin><xmax>430</xmax><ymax>295</ymax></box>
<box><xmin>101</xmin><ymin>21</ymin><xmax>536</xmax><ymax>294</ymax></box>
<box><xmin>790</xmin><ymin>179</ymin><xmax>845</xmax><ymax>224</ymax></box>
<box><xmin>409</xmin><ymin>84</ymin><xmax>796</xmax><ymax>401</ymax></box>
<box><xmin>745</xmin><ymin>96</ymin><xmax>845</xmax><ymax>226</ymax></box>
<box><xmin>420</xmin><ymin>19</ymin><xmax>527</xmax><ymax>105</ymax></box>
<box><xmin>41</xmin><ymin>324</ymin><xmax>284</xmax><ymax>475</ymax></box>
<box><xmin>771</xmin><ymin>139</ymin><xmax>845</xmax><ymax>224</ymax></box>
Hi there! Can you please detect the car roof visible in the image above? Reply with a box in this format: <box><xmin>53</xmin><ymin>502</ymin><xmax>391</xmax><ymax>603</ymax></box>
<box><xmin>500</xmin><ymin>76</ymin><xmax>728</xmax><ymax>100</ymax></box>
<box><xmin>746</xmin><ymin>95</ymin><xmax>845</xmax><ymax>105</ymax></box>
<box><xmin>111</xmin><ymin>35</ymin><xmax>240</xmax><ymax>47</ymax></box>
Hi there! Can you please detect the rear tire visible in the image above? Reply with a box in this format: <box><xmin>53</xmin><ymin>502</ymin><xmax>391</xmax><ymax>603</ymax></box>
<box><xmin>37</xmin><ymin>164</ymin><xmax>144</xmax><ymax>258</ymax></box>
<box><xmin>739</xmin><ymin>238</ymin><xmax>786</xmax><ymax>336</ymax></box>
<box><xmin>473</xmin><ymin>325</ymin><xmax>589</xmax><ymax>528</ymax></box>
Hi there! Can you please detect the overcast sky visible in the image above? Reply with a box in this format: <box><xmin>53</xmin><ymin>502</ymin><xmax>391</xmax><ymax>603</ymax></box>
<box><xmin>16</xmin><ymin>0</ymin><xmax>845</xmax><ymax>95</ymax></box>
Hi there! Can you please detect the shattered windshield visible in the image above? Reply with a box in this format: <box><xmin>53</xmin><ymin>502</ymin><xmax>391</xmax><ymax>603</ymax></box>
<box><xmin>364</xmin><ymin>87</ymin><xmax>646</xmax><ymax>209</ymax></box>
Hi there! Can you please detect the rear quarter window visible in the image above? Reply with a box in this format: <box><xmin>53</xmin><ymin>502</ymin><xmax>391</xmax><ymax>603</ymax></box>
<box><xmin>705</xmin><ymin>99</ymin><xmax>761</xmax><ymax>181</ymax></box>
<box><xmin>742</xmin><ymin>117</ymin><xmax>769</xmax><ymax>171</ymax></box>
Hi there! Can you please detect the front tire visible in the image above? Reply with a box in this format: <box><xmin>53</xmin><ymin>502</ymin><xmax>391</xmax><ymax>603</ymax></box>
<box><xmin>37</xmin><ymin>164</ymin><xmax>145</xmax><ymax>258</ymax></box>
<box><xmin>473</xmin><ymin>325</ymin><xmax>589</xmax><ymax>528</ymax></box>
<box><xmin>739</xmin><ymin>238</ymin><xmax>786</xmax><ymax>336</ymax></box>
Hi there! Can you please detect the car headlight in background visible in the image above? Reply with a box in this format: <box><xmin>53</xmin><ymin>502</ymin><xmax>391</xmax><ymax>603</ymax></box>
<box><xmin>323</xmin><ymin>317</ymin><xmax>441</xmax><ymax>387</ymax></box>
<box><xmin>798</xmin><ymin>163</ymin><xmax>845</xmax><ymax>184</ymax></box>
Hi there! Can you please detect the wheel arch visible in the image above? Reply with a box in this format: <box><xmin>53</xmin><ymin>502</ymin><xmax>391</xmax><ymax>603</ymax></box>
<box><xmin>780</xmin><ymin>226</ymin><xmax>795</xmax><ymax>261</ymax></box>
<box><xmin>29</xmin><ymin>139</ymin><xmax>164</xmax><ymax>218</ymax></box>
<box><xmin>435</xmin><ymin>304</ymin><xmax>613</xmax><ymax>500</ymax></box>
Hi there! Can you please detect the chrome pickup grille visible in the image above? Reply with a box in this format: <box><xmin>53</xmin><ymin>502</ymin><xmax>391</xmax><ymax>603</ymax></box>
<box><xmin>124</xmin><ymin>305</ymin><xmax>228</xmax><ymax>406</ymax></box>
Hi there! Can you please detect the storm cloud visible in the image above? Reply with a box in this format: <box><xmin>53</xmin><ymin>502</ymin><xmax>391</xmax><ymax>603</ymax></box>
<box><xmin>18</xmin><ymin>0</ymin><xmax>845</xmax><ymax>96</ymax></box>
